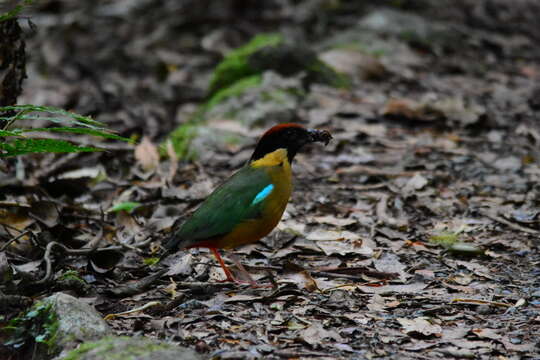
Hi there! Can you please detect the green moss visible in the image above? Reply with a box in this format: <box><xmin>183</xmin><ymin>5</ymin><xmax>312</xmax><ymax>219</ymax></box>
<box><xmin>260</xmin><ymin>89</ymin><xmax>291</xmax><ymax>104</ymax></box>
<box><xmin>59</xmin><ymin>270</ymin><xmax>86</xmax><ymax>285</ymax></box>
<box><xmin>206</xmin><ymin>74</ymin><xmax>262</xmax><ymax>111</ymax></box>
<box><xmin>209</xmin><ymin>33</ymin><xmax>283</xmax><ymax>94</ymax></box>
<box><xmin>221</xmin><ymin>133</ymin><xmax>242</xmax><ymax>146</ymax></box>
<box><xmin>62</xmin><ymin>338</ymin><xmax>113</xmax><ymax>360</ymax></box>
<box><xmin>3</xmin><ymin>301</ymin><xmax>60</xmax><ymax>355</ymax></box>
<box><xmin>168</xmin><ymin>74</ymin><xmax>262</xmax><ymax>159</ymax></box>
<box><xmin>307</xmin><ymin>59</ymin><xmax>350</xmax><ymax>89</ymax></box>
<box><xmin>63</xmin><ymin>336</ymin><xmax>176</xmax><ymax>360</ymax></box>
<box><xmin>430</xmin><ymin>232</ymin><xmax>483</xmax><ymax>255</ymax></box>
<box><xmin>168</xmin><ymin>123</ymin><xmax>200</xmax><ymax>160</ymax></box>
<box><xmin>143</xmin><ymin>257</ymin><xmax>159</xmax><ymax>266</ymax></box>
<box><xmin>429</xmin><ymin>232</ymin><xmax>459</xmax><ymax>248</ymax></box>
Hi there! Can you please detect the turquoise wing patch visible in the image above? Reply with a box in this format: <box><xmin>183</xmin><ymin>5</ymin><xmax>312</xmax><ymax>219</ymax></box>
<box><xmin>165</xmin><ymin>165</ymin><xmax>275</xmax><ymax>250</ymax></box>
<box><xmin>251</xmin><ymin>184</ymin><xmax>274</xmax><ymax>205</ymax></box>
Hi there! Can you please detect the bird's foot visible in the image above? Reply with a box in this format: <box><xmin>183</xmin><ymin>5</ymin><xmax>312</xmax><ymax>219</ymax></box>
<box><xmin>215</xmin><ymin>275</ymin><xmax>274</xmax><ymax>288</ymax></box>
<box><xmin>210</xmin><ymin>248</ymin><xmax>274</xmax><ymax>288</ymax></box>
<box><xmin>227</xmin><ymin>253</ymin><xmax>274</xmax><ymax>288</ymax></box>
<box><xmin>235</xmin><ymin>278</ymin><xmax>274</xmax><ymax>288</ymax></box>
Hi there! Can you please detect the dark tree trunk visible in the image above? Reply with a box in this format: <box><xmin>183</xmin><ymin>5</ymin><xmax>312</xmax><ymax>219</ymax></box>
<box><xmin>0</xmin><ymin>18</ymin><xmax>26</xmax><ymax>127</ymax></box>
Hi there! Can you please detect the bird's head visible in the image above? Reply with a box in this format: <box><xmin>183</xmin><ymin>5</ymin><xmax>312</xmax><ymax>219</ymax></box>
<box><xmin>250</xmin><ymin>123</ymin><xmax>332</xmax><ymax>163</ymax></box>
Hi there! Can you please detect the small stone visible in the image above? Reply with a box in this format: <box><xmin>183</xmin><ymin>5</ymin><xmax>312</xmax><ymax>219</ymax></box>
<box><xmin>42</xmin><ymin>292</ymin><xmax>112</xmax><ymax>357</ymax></box>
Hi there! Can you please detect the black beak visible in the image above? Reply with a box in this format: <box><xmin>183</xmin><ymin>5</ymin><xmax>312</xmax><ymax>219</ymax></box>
<box><xmin>307</xmin><ymin>128</ymin><xmax>332</xmax><ymax>145</ymax></box>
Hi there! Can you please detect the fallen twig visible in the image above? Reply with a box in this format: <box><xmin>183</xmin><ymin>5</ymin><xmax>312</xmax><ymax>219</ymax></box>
<box><xmin>108</xmin><ymin>269</ymin><xmax>168</xmax><ymax>297</ymax></box>
<box><xmin>483</xmin><ymin>211</ymin><xmax>540</xmax><ymax>236</ymax></box>
<box><xmin>314</xmin><ymin>266</ymin><xmax>399</xmax><ymax>280</ymax></box>
<box><xmin>117</xmin><ymin>235</ymin><xmax>153</xmax><ymax>253</ymax></box>
<box><xmin>0</xmin><ymin>230</ymin><xmax>32</xmax><ymax>252</ymax></box>
<box><xmin>36</xmin><ymin>239</ymin><xmax>151</xmax><ymax>284</ymax></box>
<box><xmin>104</xmin><ymin>300</ymin><xmax>161</xmax><ymax>320</ymax></box>
<box><xmin>451</xmin><ymin>298</ymin><xmax>511</xmax><ymax>308</ymax></box>
<box><xmin>173</xmin><ymin>281</ymin><xmax>235</xmax><ymax>292</ymax></box>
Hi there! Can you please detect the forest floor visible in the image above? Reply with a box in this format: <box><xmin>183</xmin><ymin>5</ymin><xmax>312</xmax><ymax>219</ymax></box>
<box><xmin>1</xmin><ymin>1</ymin><xmax>540</xmax><ymax>359</ymax></box>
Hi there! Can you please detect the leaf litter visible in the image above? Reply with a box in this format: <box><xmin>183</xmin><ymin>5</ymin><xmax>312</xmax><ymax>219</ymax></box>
<box><xmin>1</xmin><ymin>1</ymin><xmax>540</xmax><ymax>359</ymax></box>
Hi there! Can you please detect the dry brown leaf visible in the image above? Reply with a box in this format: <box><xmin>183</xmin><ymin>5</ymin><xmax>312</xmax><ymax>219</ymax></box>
<box><xmin>164</xmin><ymin>277</ymin><xmax>178</xmax><ymax>299</ymax></box>
<box><xmin>383</xmin><ymin>96</ymin><xmax>484</xmax><ymax>126</ymax></box>
<box><xmin>431</xmin><ymin>97</ymin><xmax>484</xmax><ymax>126</ymax></box>
<box><xmin>342</xmin><ymin>313</ymin><xmax>371</xmax><ymax>325</ymax></box>
<box><xmin>383</xmin><ymin>99</ymin><xmax>434</xmax><ymax>120</ymax></box>
<box><xmin>449</xmin><ymin>273</ymin><xmax>473</xmax><ymax>286</ymax></box>
<box><xmin>0</xmin><ymin>207</ymin><xmax>34</xmax><ymax>252</ymax></box>
<box><xmin>357</xmin><ymin>282</ymin><xmax>427</xmax><ymax>294</ymax></box>
<box><xmin>373</xmin><ymin>252</ymin><xmax>408</xmax><ymax>282</ymax></box>
<box><xmin>300</xmin><ymin>323</ymin><xmax>344</xmax><ymax>345</ymax></box>
<box><xmin>12</xmin><ymin>259</ymin><xmax>42</xmax><ymax>274</ymax></box>
<box><xmin>277</xmin><ymin>219</ymin><xmax>306</xmax><ymax>235</ymax></box>
<box><xmin>316</xmin><ymin>239</ymin><xmax>373</xmax><ymax>257</ymax></box>
<box><xmin>166</xmin><ymin>139</ymin><xmax>179</xmax><ymax>183</ymax></box>
<box><xmin>281</xmin><ymin>270</ymin><xmax>319</xmax><ymax>292</ymax></box>
<box><xmin>470</xmin><ymin>328</ymin><xmax>501</xmax><ymax>341</ymax></box>
<box><xmin>306</xmin><ymin>229</ymin><xmax>360</xmax><ymax>242</ymax></box>
<box><xmin>281</xmin><ymin>263</ymin><xmax>319</xmax><ymax>292</ymax></box>
<box><xmin>366</xmin><ymin>293</ymin><xmax>388</xmax><ymax>312</ymax></box>
<box><xmin>224</xmin><ymin>294</ymin><xmax>263</xmax><ymax>303</ymax></box>
<box><xmin>29</xmin><ymin>200</ymin><xmax>60</xmax><ymax>228</ymax></box>
<box><xmin>166</xmin><ymin>253</ymin><xmax>193</xmax><ymax>276</ymax></box>
<box><xmin>397</xmin><ymin>317</ymin><xmax>442</xmax><ymax>337</ymax></box>
<box><xmin>57</xmin><ymin>166</ymin><xmax>104</xmax><ymax>179</ymax></box>
<box><xmin>319</xmin><ymin>48</ymin><xmax>388</xmax><ymax>80</ymax></box>
<box><xmin>311</xmin><ymin>215</ymin><xmax>357</xmax><ymax>227</ymax></box>
<box><xmin>402</xmin><ymin>173</ymin><xmax>428</xmax><ymax>195</ymax></box>
<box><xmin>135</xmin><ymin>136</ymin><xmax>160</xmax><ymax>171</ymax></box>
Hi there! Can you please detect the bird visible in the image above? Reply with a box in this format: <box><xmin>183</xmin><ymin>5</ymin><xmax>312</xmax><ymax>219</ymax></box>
<box><xmin>163</xmin><ymin>123</ymin><xmax>332</xmax><ymax>286</ymax></box>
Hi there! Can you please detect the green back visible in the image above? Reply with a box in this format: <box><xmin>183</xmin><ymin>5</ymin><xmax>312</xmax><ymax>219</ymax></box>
<box><xmin>165</xmin><ymin>165</ymin><xmax>273</xmax><ymax>250</ymax></box>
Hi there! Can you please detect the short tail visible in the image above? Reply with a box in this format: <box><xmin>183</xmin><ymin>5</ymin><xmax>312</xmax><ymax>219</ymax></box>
<box><xmin>162</xmin><ymin>231</ymin><xmax>192</xmax><ymax>253</ymax></box>
<box><xmin>163</xmin><ymin>234</ymin><xmax>179</xmax><ymax>253</ymax></box>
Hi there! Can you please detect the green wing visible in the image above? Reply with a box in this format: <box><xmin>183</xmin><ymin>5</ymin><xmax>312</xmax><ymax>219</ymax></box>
<box><xmin>165</xmin><ymin>165</ymin><xmax>273</xmax><ymax>250</ymax></box>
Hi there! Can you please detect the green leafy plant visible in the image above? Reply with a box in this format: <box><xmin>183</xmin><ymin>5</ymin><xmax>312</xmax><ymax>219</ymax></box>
<box><xmin>143</xmin><ymin>257</ymin><xmax>160</xmax><ymax>266</ymax></box>
<box><xmin>58</xmin><ymin>270</ymin><xmax>86</xmax><ymax>284</ymax></box>
<box><xmin>209</xmin><ymin>33</ymin><xmax>282</xmax><ymax>94</ymax></box>
<box><xmin>0</xmin><ymin>105</ymin><xmax>131</xmax><ymax>157</ymax></box>
<box><xmin>0</xmin><ymin>0</ymin><xmax>33</xmax><ymax>23</ymax></box>
<box><xmin>430</xmin><ymin>231</ymin><xmax>483</xmax><ymax>255</ymax></box>
<box><xmin>107</xmin><ymin>201</ymin><xmax>142</xmax><ymax>213</ymax></box>
<box><xmin>3</xmin><ymin>301</ymin><xmax>59</xmax><ymax>353</ymax></box>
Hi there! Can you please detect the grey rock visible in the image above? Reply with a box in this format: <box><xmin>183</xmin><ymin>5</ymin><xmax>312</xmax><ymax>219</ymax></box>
<box><xmin>206</xmin><ymin>72</ymin><xmax>301</xmax><ymax>128</ymax></box>
<box><xmin>42</xmin><ymin>292</ymin><xmax>112</xmax><ymax>357</ymax></box>
<box><xmin>61</xmin><ymin>336</ymin><xmax>203</xmax><ymax>360</ymax></box>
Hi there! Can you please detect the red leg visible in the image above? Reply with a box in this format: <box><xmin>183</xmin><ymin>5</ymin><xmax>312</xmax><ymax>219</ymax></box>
<box><xmin>209</xmin><ymin>248</ymin><xmax>274</xmax><ymax>288</ymax></box>
<box><xmin>210</xmin><ymin>247</ymin><xmax>235</xmax><ymax>282</ymax></box>
<box><xmin>228</xmin><ymin>253</ymin><xmax>274</xmax><ymax>288</ymax></box>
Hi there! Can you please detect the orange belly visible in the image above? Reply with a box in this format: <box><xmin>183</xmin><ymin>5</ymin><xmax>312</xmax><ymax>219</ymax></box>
<box><xmin>197</xmin><ymin>148</ymin><xmax>292</xmax><ymax>250</ymax></box>
<box><xmin>214</xmin><ymin>208</ymin><xmax>286</xmax><ymax>249</ymax></box>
